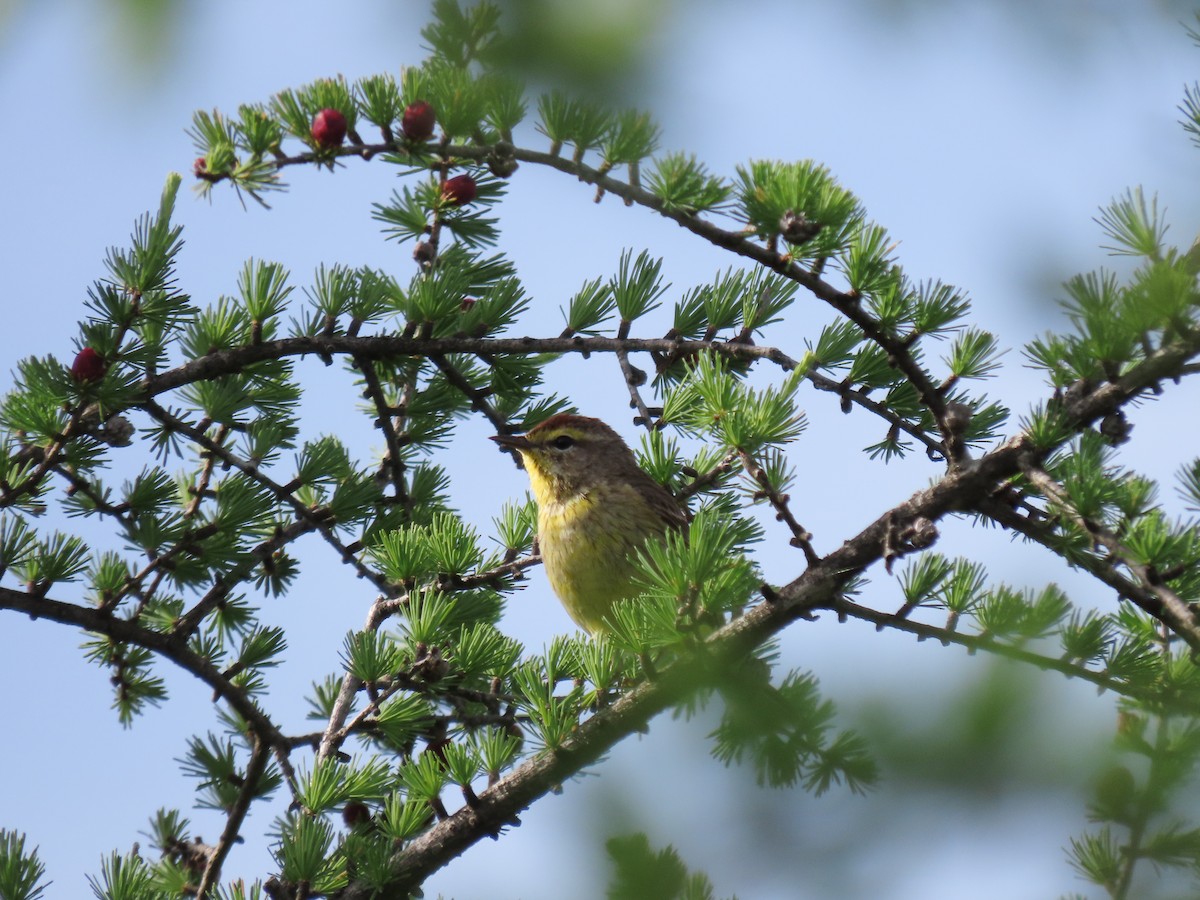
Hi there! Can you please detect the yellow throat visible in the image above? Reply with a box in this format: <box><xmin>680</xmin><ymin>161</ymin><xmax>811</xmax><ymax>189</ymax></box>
<box><xmin>491</xmin><ymin>414</ymin><xmax>686</xmax><ymax>633</ymax></box>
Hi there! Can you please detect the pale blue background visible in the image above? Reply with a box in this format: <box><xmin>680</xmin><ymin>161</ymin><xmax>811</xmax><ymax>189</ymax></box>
<box><xmin>2</xmin><ymin>2</ymin><xmax>1199</xmax><ymax>898</ymax></box>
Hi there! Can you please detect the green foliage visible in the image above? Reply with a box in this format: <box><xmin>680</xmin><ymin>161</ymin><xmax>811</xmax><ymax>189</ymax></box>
<box><xmin>274</xmin><ymin>815</ymin><xmax>345</xmax><ymax>894</ymax></box>
<box><xmin>295</xmin><ymin>758</ymin><xmax>394</xmax><ymax>815</ymax></box>
<box><xmin>606</xmin><ymin>833</ymin><xmax>729</xmax><ymax>900</ymax></box>
<box><xmin>601</xmin><ymin>108</ymin><xmax>661</xmax><ymax>169</ymax></box>
<box><xmin>612</xmin><ymin>249</ymin><xmax>668</xmax><ymax>323</ymax></box>
<box><xmin>86</xmin><ymin>851</ymin><xmax>157</xmax><ymax>900</ymax></box>
<box><xmin>356</xmin><ymin>73</ymin><xmax>403</xmax><ymax>134</ymax></box>
<box><xmin>0</xmin><ymin>830</ymin><xmax>48</xmax><ymax>900</ymax></box>
<box><xmin>537</xmin><ymin>90</ymin><xmax>614</xmax><ymax>160</ymax></box>
<box><xmin>80</xmin><ymin>637</ymin><xmax>168</xmax><ymax>725</ymax></box>
<box><xmin>341</xmin><ymin>630</ymin><xmax>403</xmax><ymax>684</ymax></box>
<box><xmin>1096</xmin><ymin>187</ymin><xmax>1167</xmax><ymax>259</ymax></box>
<box><xmin>646</xmin><ymin>152</ymin><xmax>731</xmax><ymax>215</ymax></box>
<box><xmin>421</xmin><ymin>0</ymin><xmax>504</xmax><ymax>68</ymax></box>
<box><xmin>1068</xmin><ymin>709</ymin><xmax>1200</xmax><ymax>898</ymax></box>
<box><xmin>378</xmin><ymin>793</ymin><xmax>433</xmax><ymax>842</ymax></box>
<box><xmin>841</xmin><ymin>222</ymin><xmax>898</xmax><ymax>299</ymax></box>
<box><xmin>562</xmin><ymin>275</ymin><xmax>616</xmax><ymax>334</ymax></box>
<box><xmin>633</xmin><ymin>503</ymin><xmax>761</xmax><ymax>622</ymax></box>
<box><xmin>711</xmin><ymin>668</ymin><xmax>877</xmax><ymax>793</ymax></box>
<box><xmin>735</xmin><ymin>159</ymin><xmax>863</xmax><ymax>258</ymax></box>
<box><xmin>636</xmin><ymin>428</ymin><xmax>687</xmax><ymax>491</ymax></box>
<box><xmin>9</xmin><ymin>3</ymin><xmax>1200</xmax><ymax>899</ymax></box>
<box><xmin>1025</xmin><ymin>188</ymin><xmax>1200</xmax><ymax>389</ymax></box>
<box><xmin>664</xmin><ymin>353</ymin><xmax>806</xmax><ymax>453</ymax></box>
<box><xmin>368</xmin><ymin>512</ymin><xmax>485</xmax><ymax>586</ymax></box>
<box><xmin>178</xmin><ymin>734</ymin><xmax>281</xmax><ymax>812</ymax></box>
<box><xmin>510</xmin><ymin>653</ymin><xmax>586</xmax><ymax>751</ymax></box>
<box><xmin>493</xmin><ymin>494</ymin><xmax>536</xmax><ymax>552</ymax></box>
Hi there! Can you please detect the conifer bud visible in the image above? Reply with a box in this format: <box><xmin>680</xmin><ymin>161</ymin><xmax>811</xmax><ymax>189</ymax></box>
<box><xmin>71</xmin><ymin>347</ymin><xmax>107</xmax><ymax>382</ymax></box>
<box><xmin>311</xmin><ymin>108</ymin><xmax>347</xmax><ymax>148</ymax></box>
<box><xmin>401</xmin><ymin>101</ymin><xmax>436</xmax><ymax>141</ymax></box>
<box><xmin>413</xmin><ymin>240</ymin><xmax>436</xmax><ymax>267</ymax></box>
<box><xmin>487</xmin><ymin>141</ymin><xmax>518</xmax><ymax>178</ymax></box>
<box><xmin>779</xmin><ymin>209</ymin><xmax>822</xmax><ymax>245</ymax></box>
<box><xmin>440</xmin><ymin>174</ymin><xmax>477</xmax><ymax>206</ymax></box>
<box><xmin>1099</xmin><ymin>411</ymin><xmax>1132</xmax><ymax>446</ymax></box>
<box><xmin>342</xmin><ymin>801</ymin><xmax>372</xmax><ymax>829</ymax></box>
<box><xmin>943</xmin><ymin>401</ymin><xmax>973</xmax><ymax>435</ymax></box>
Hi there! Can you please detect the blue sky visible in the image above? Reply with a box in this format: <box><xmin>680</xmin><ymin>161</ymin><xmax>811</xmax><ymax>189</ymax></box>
<box><xmin>2</xmin><ymin>2</ymin><xmax>1199</xmax><ymax>898</ymax></box>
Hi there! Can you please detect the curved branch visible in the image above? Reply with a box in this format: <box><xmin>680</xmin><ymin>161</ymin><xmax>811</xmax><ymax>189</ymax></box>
<box><xmin>0</xmin><ymin>586</ymin><xmax>287</xmax><ymax>749</ymax></box>
<box><xmin>1021</xmin><ymin>463</ymin><xmax>1200</xmax><ymax>645</ymax></box>
<box><xmin>140</xmin><ymin>400</ymin><xmax>396</xmax><ymax>636</ymax></box>
<box><xmin>428</xmin><ymin>352</ymin><xmax>508</xmax><ymax>430</ymax></box>
<box><xmin>338</xmin><ymin>336</ymin><xmax>1200</xmax><ymax>892</ymax></box>
<box><xmin>738</xmin><ymin>449</ymin><xmax>819</xmax><ymax>566</ymax></box>
<box><xmin>804</xmin><ymin>367</ymin><xmax>944</xmax><ymax>457</ymax></box>
<box><xmin>504</xmin><ymin>146</ymin><xmax>960</xmax><ymax>448</ymax></box>
<box><xmin>829</xmin><ymin>596</ymin><xmax>1200</xmax><ymax>713</ymax></box>
<box><xmin>203</xmin><ymin>138</ymin><xmax>959</xmax><ymax>457</ymax></box>
<box><xmin>978</xmin><ymin>493</ymin><xmax>1200</xmax><ymax>652</ymax></box>
<box><xmin>142</xmin><ymin>334</ymin><xmax>799</xmax><ymax>397</ymax></box>
<box><xmin>195</xmin><ymin>735</ymin><xmax>271</xmax><ymax>899</ymax></box>
<box><xmin>0</xmin><ymin>334</ymin><xmax>927</xmax><ymax>477</ymax></box>
<box><xmin>354</xmin><ymin>355</ymin><xmax>412</xmax><ymax>510</ymax></box>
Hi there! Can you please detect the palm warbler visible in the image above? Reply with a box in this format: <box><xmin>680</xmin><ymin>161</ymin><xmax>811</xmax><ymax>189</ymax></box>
<box><xmin>491</xmin><ymin>414</ymin><xmax>687</xmax><ymax>633</ymax></box>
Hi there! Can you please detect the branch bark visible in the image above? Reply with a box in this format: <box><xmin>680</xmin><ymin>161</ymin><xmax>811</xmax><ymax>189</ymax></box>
<box><xmin>337</xmin><ymin>335</ymin><xmax>1200</xmax><ymax>894</ymax></box>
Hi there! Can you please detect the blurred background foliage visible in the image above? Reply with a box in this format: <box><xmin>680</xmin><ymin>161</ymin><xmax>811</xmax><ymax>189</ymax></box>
<box><xmin>3</xmin><ymin>1</ymin><xmax>1199</xmax><ymax>897</ymax></box>
<box><xmin>4</xmin><ymin>0</ymin><xmax>1200</xmax><ymax>95</ymax></box>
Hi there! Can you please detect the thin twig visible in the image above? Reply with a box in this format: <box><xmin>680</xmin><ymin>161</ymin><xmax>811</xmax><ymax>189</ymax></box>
<box><xmin>615</xmin><ymin>320</ymin><xmax>655</xmax><ymax>429</ymax></box>
<box><xmin>677</xmin><ymin>451</ymin><xmax>740</xmax><ymax>501</ymax></box>
<box><xmin>1017</xmin><ymin>461</ymin><xmax>1200</xmax><ymax>651</ymax></box>
<box><xmin>428</xmin><ymin>353</ymin><xmax>509</xmax><ymax>432</ymax></box>
<box><xmin>738</xmin><ymin>450</ymin><xmax>820</xmax><ymax>566</ymax></box>
<box><xmin>185</xmin><ymin>423</ymin><xmax>229</xmax><ymax>518</ymax></box>
<box><xmin>2</xmin><ymin>403</ymin><xmax>95</xmax><ymax>508</ymax></box>
<box><xmin>317</xmin><ymin>594</ymin><xmax>389</xmax><ymax>763</ymax></box>
<box><xmin>805</xmin><ymin>368</ymin><xmax>945</xmax><ymax>457</ymax></box>
<box><xmin>355</xmin><ymin>355</ymin><xmax>414</xmax><ymax>510</ymax></box>
<box><xmin>140</xmin><ymin>400</ymin><xmax>395</xmax><ymax>636</ymax></box>
<box><xmin>828</xmin><ymin>596</ymin><xmax>1200</xmax><ymax>712</ymax></box>
<box><xmin>373</xmin><ymin>554</ymin><xmax>541</xmax><ymax>621</ymax></box>
<box><xmin>180</xmin><ymin>518</ymin><xmax>317</xmax><ymax>625</ymax></box>
<box><xmin>0</xmin><ymin>586</ymin><xmax>288</xmax><ymax>749</ymax></box>
<box><xmin>195</xmin><ymin>735</ymin><xmax>271</xmax><ymax>899</ymax></box>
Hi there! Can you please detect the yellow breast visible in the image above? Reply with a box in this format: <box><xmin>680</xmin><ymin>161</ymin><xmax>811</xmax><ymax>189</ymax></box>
<box><xmin>536</xmin><ymin>485</ymin><xmax>664</xmax><ymax>633</ymax></box>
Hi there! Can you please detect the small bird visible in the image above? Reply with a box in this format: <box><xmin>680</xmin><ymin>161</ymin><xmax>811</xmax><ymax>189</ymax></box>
<box><xmin>491</xmin><ymin>414</ymin><xmax>687</xmax><ymax>633</ymax></box>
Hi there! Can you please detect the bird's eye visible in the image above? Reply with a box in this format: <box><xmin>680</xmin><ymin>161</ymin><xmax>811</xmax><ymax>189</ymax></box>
<box><xmin>550</xmin><ymin>435</ymin><xmax>575</xmax><ymax>450</ymax></box>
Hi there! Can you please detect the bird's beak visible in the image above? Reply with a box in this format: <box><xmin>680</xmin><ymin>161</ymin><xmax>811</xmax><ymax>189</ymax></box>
<box><xmin>490</xmin><ymin>433</ymin><xmax>531</xmax><ymax>452</ymax></box>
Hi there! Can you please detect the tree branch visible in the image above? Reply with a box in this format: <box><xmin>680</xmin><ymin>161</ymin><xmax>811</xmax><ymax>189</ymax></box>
<box><xmin>353</xmin><ymin>355</ymin><xmax>413</xmax><ymax>511</ymax></box>
<box><xmin>195</xmin><ymin>735</ymin><xmax>271</xmax><ymax>899</ymax></box>
<box><xmin>984</xmin><ymin>463</ymin><xmax>1200</xmax><ymax>652</ymax></box>
<box><xmin>200</xmin><ymin>140</ymin><xmax>959</xmax><ymax>455</ymax></box>
<box><xmin>0</xmin><ymin>587</ymin><xmax>288</xmax><ymax>750</ymax></box>
<box><xmin>829</xmin><ymin>596</ymin><xmax>1200</xmax><ymax>713</ymax></box>
<box><xmin>428</xmin><ymin>353</ymin><xmax>508</xmax><ymax>431</ymax></box>
<box><xmin>737</xmin><ymin>449</ymin><xmax>820</xmax><ymax>566</ymax></box>
<box><xmin>140</xmin><ymin>400</ymin><xmax>396</xmax><ymax>637</ymax></box>
<box><xmin>340</xmin><ymin>341</ymin><xmax>1200</xmax><ymax>891</ymax></box>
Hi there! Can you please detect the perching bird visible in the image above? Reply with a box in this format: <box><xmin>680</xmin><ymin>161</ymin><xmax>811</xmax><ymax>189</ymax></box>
<box><xmin>491</xmin><ymin>414</ymin><xmax>687</xmax><ymax>633</ymax></box>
